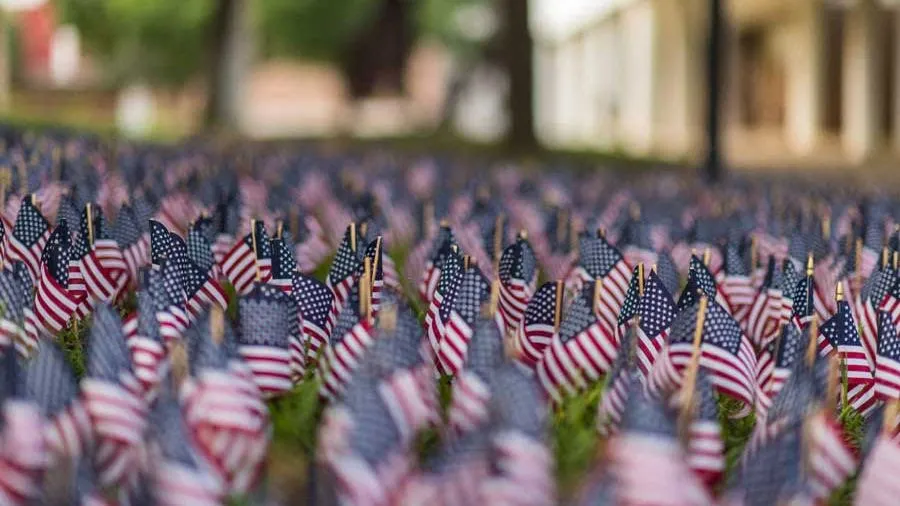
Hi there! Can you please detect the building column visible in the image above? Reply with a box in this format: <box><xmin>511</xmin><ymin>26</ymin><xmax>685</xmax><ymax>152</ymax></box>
<box><xmin>785</xmin><ymin>0</ymin><xmax>825</xmax><ymax>155</ymax></box>
<box><xmin>843</xmin><ymin>0</ymin><xmax>883</xmax><ymax>162</ymax></box>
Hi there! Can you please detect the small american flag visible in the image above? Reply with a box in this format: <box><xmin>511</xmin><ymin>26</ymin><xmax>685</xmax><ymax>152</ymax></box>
<box><xmin>81</xmin><ymin>211</ymin><xmax>129</xmax><ymax>305</ymax></box>
<box><xmin>0</xmin><ymin>267</ymin><xmax>30</xmax><ymax>358</ymax></box>
<box><xmin>687</xmin><ymin>370</ymin><xmax>724</xmax><ymax>488</ymax></box>
<box><xmin>425</xmin><ymin>250</ymin><xmax>463</xmax><ymax>364</ymax></box>
<box><xmin>123</xmin><ymin>289</ymin><xmax>165</xmax><ymax>402</ymax></box>
<box><xmin>447</xmin><ymin>317</ymin><xmax>505</xmax><ymax>434</ymax></box>
<box><xmin>186</xmin><ymin>215</ymin><xmax>217</xmax><ymax>277</ymax></box>
<box><xmin>0</xmin><ymin>390</ymin><xmax>47</xmax><ymax>505</ymax></box>
<box><xmin>326</xmin><ymin>224</ymin><xmax>363</xmax><ymax>319</ymax></box>
<box><xmin>513</xmin><ymin>282</ymin><xmax>560</xmax><ymax>370</ymax></box>
<box><xmin>34</xmin><ymin>221</ymin><xmax>82</xmax><ymax>335</ymax></box>
<box><xmin>568</xmin><ymin>234</ymin><xmax>631</xmax><ymax>334</ymax></box>
<box><xmin>221</xmin><ymin>220</ymin><xmax>273</xmax><ymax>296</ymax></box>
<box><xmin>646</xmin><ymin>302</ymin><xmax>701</xmax><ymax>397</ymax></box>
<box><xmin>807</xmin><ymin>410</ymin><xmax>858</xmax><ymax>501</ymax></box>
<box><xmin>237</xmin><ymin>283</ymin><xmax>294</xmax><ymax>398</ymax></box>
<box><xmin>597</xmin><ymin>327</ymin><xmax>637</xmax><ymax>435</ymax></box>
<box><xmin>880</xmin><ymin>267</ymin><xmax>900</xmax><ymax>335</ymax></box>
<box><xmin>854</xmin><ymin>432</ymin><xmax>900</xmax><ymax>506</ymax></box>
<box><xmin>497</xmin><ymin>236</ymin><xmax>537</xmax><ymax>335</ymax></box>
<box><xmin>81</xmin><ymin>304</ymin><xmax>148</xmax><ymax>489</ymax></box>
<box><xmin>291</xmin><ymin>272</ymin><xmax>334</xmax><ymax>366</ymax></box>
<box><xmin>319</xmin><ymin>286</ymin><xmax>375</xmax><ymax>402</ymax></box>
<box><xmin>536</xmin><ymin>280</ymin><xmax>618</xmax><ymax>402</ymax></box>
<box><xmin>697</xmin><ymin>299</ymin><xmax>758</xmax><ymax>411</ymax></box>
<box><xmin>745</xmin><ymin>257</ymin><xmax>785</xmax><ymax>350</ymax></box>
<box><xmin>857</xmin><ymin>262</ymin><xmax>895</xmax><ymax>371</ymax></box>
<box><xmin>819</xmin><ymin>298</ymin><xmax>876</xmax><ymax>414</ymax></box>
<box><xmin>616</xmin><ymin>264</ymin><xmax>642</xmax><ymax>338</ymax></box>
<box><xmin>24</xmin><ymin>337</ymin><xmax>92</xmax><ymax>462</ymax></box>
<box><xmin>418</xmin><ymin>225</ymin><xmax>455</xmax><ymax>304</ymax></box>
<box><xmin>767</xmin><ymin>324</ymin><xmax>804</xmax><ymax>398</ymax></box>
<box><xmin>635</xmin><ymin>269</ymin><xmax>676</xmax><ymax>380</ymax></box>
<box><xmin>149</xmin><ymin>219</ymin><xmax>175</xmax><ymax>268</ymax></box>
<box><xmin>876</xmin><ymin>310</ymin><xmax>900</xmax><ymax>400</ymax></box>
<box><xmin>437</xmin><ymin>267</ymin><xmax>490</xmax><ymax>376</ymax></box>
<box><xmin>167</xmin><ymin>233</ymin><xmax>227</xmax><ymax>319</ymax></box>
<box><xmin>113</xmin><ymin>204</ymin><xmax>149</xmax><ymax>288</ymax></box>
<box><xmin>8</xmin><ymin>196</ymin><xmax>50</xmax><ymax>283</ymax></box>
<box><xmin>655</xmin><ymin>249</ymin><xmax>681</xmax><ymax>297</ymax></box>
<box><xmin>151</xmin><ymin>259</ymin><xmax>190</xmax><ymax>343</ymax></box>
<box><xmin>270</xmin><ymin>235</ymin><xmax>297</xmax><ymax>293</ymax></box>
<box><xmin>363</xmin><ymin>238</ymin><xmax>385</xmax><ymax>316</ymax></box>
<box><xmin>676</xmin><ymin>255</ymin><xmax>720</xmax><ymax>312</ymax></box>
<box><xmin>721</xmin><ymin>238</ymin><xmax>754</xmax><ymax>321</ymax></box>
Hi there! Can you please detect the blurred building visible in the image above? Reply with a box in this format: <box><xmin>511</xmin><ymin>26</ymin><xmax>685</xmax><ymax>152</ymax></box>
<box><xmin>534</xmin><ymin>0</ymin><xmax>899</xmax><ymax>166</ymax></box>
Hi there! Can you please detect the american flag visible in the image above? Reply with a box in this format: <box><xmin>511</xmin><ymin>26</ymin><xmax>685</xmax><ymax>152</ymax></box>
<box><xmin>81</xmin><ymin>304</ymin><xmax>148</xmax><ymax>489</ymax></box>
<box><xmin>34</xmin><ymin>221</ymin><xmax>82</xmax><ymax>335</ymax></box>
<box><xmin>857</xmin><ymin>261</ymin><xmax>895</xmax><ymax>371</ymax></box>
<box><xmin>447</xmin><ymin>315</ymin><xmax>506</xmax><ymax>435</ymax></box>
<box><xmin>791</xmin><ymin>267</ymin><xmax>816</xmax><ymax>330</ymax></box>
<box><xmin>437</xmin><ymin>266</ymin><xmax>490</xmax><ymax>376</ymax></box>
<box><xmin>696</xmin><ymin>299</ymin><xmax>758</xmax><ymax>410</ymax></box>
<box><xmin>326</xmin><ymin>224</ymin><xmax>362</xmax><ymax>320</ymax></box>
<box><xmin>319</xmin><ymin>287</ymin><xmax>375</xmax><ymax>401</ymax></box>
<box><xmin>721</xmin><ymin>238</ymin><xmax>754</xmax><ymax>322</ymax></box>
<box><xmin>149</xmin><ymin>377</ymin><xmax>223</xmax><ymax>506</ymax></box>
<box><xmin>81</xmin><ymin>211</ymin><xmax>129</xmax><ymax>305</ymax></box>
<box><xmin>497</xmin><ymin>236</ymin><xmax>537</xmax><ymax>335</ymax></box>
<box><xmin>0</xmin><ymin>391</ymin><xmax>47</xmax><ymax>506</ymax></box>
<box><xmin>854</xmin><ymin>432</ymin><xmax>900</xmax><ymax>506</ymax></box>
<box><xmin>655</xmin><ymin>249</ymin><xmax>681</xmax><ymax>297</ymax></box>
<box><xmin>425</xmin><ymin>250</ymin><xmax>463</xmax><ymax>364</ymax></box>
<box><xmin>597</xmin><ymin>327</ymin><xmax>637</xmax><ymax>435</ymax></box>
<box><xmin>536</xmin><ymin>280</ymin><xmax>618</xmax><ymax>402</ymax></box>
<box><xmin>875</xmin><ymin>310</ymin><xmax>900</xmax><ymax>400</ymax></box>
<box><xmin>418</xmin><ymin>225</ymin><xmax>455</xmax><ymax>304</ymax></box>
<box><xmin>291</xmin><ymin>272</ymin><xmax>334</xmax><ymax>366</ymax></box>
<box><xmin>766</xmin><ymin>324</ymin><xmax>804</xmax><ymax>398</ymax></box>
<box><xmin>513</xmin><ymin>281</ymin><xmax>560</xmax><ymax>370</ymax></box>
<box><xmin>377</xmin><ymin>339</ymin><xmax>439</xmax><ymax>438</ymax></box>
<box><xmin>745</xmin><ymin>257</ymin><xmax>785</xmax><ymax>350</ymax></box>
<box><xmin>149</xmin><ymin>219</ymin><xmax>176</xmax><ymax>268</ymax></box>
<box><xmin>237</xmin><ymin>283</ymin><xmax>294</xmax><ymax>398</ymax></box>
<box><xmin>270</xmin><ymin>235</ymin><xmax>296</xmax><ymax>293</ymax></box>
<box><xmin>725</xmin><ymin>417</ymin><xmax>807</xmax><ymax>506</ymax></box>
<box><xmin>363</xmin><ymin>238</ymin><xmax>384</xmax><ymax>316</ymax></box>
<box><xmin>635</xmin><ymin>269</ymin><xmax>676</xmax><ymax>379</ymax></box>
<box><xmin>819</xmin><ymin>298</ymin><xmax>876</xmax><ymax>414</ymax></box>
<box><xmin>568</xmin><ymin>234</ymin><xmax>631</xmax><ymax>334</ymax></box>
<box><xmin>24</xmin><ymin>337</ymin><xmax>92</xmax><ymax>462</ymax></box>
<box><xmin>221</xmin><ymin>220</ymin><xmax>273</xmax><ymax>296</ymax></box>
<box><xmin>687</xmin><ymin>370</ymin><xmax>724</xmax><ymax>488</ymax></box>
<box><xmin>0</xmin><ymin>220</ymin><xmax>8</xmax><ymax>266</ymax></box>
<box><xmin>186</xmin><ymin>215</ymin><xmax>217</xmax><ymax>278</ymax></box>
<box><xmin>167</xmin><ymin>233</ymin><xmax>227</xmax><ymax>318</ymax></box>
<box><xmin>807</xmin><ymin>409</ymin><xmax>858</xmax><ymax>501</ymax></box>
<box><xmin>677</xmin><ymin>254</ymin><xmax>721</xmax><ymax>312</ymax></box>
<box><xmin>881</xmin><ymin>266</ymin><xmax>900</xmax><ymax>334</ymax></box>
<box><xmin>113</xmin><ymin>204</ymin><xmax>149</xmax><ymax>288</ymax></box>
<box><xmin>616</xmin><ymin>265</ymin><xmax>642</xmax><ymax>338</ymax></box>
<box><xmin>608</xmin><ymin>389</ymin><xmax>710</xmax><ymax>506</ymax></box>
<box><xmin>152</xmin><ymin>259</ymin><xmax>190</xmax><ymax>343</ymax></box>
<box><xmin>646</xmin><ymin>302</ymin><xmax>701</xmax><ymax>397</ymax></box>
<box><xmin>123</xmin><ymin>291</ymin><xmax>166</xmax><ymax>402</ymax></box>
<box><xmin>8</xmin><ymin>196</ymin><xmax>50</xmax><ymax>283</ymax></box>
<box><xmin>0</xmin><ymin>265</ymin><xmax>30</xmax><ymax>358</ymax></box>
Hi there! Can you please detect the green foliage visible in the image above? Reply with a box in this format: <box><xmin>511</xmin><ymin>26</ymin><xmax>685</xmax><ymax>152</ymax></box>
<box><xmin>268</xmin><ymin>376</ymin><xmax>324</xmax><ymax>456</ymax></box>
<box><xmin>553</xmin><ymin>381</ymin><xmax>603</xmax><ymax>496</ymax></box>
<box><xmin>718</xmin><ymin>397</ymin><xmax>756</xmax><ymax>479</ymax></box>
<box><xmin>59</xmin><ymin>317</ymin><xmax>89</xmax><ymax>378</ymax></box>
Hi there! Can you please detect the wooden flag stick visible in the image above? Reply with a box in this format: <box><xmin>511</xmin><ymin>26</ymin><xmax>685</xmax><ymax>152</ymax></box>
<box><xmin>596</xmin><ymin>228</ymin><xmax>606</xmax><ymax>239</ymax></box>
<box><xmin>825</xmin><ymin>354</ymin><xmax>840</xmax><ymax>414</ymax></box>
<box><xmin>518</xmin><ymin>229</ymin><xmax>528</xmax><ymax>241</ymax></box>
<box><xmin>569</xmin><ymin>219</ymin><xmax>578</xmax><ymax>254</ymax></box>
<box><xmin>822</xmin><ymin>212</ymin><xmax>831</xmax><ymax>242</ymax></box>
<box><xmin>361</xmin><ymin>257</ymin><xmax>372</xmax><ymax>321</ymax></box>
<box><xmin>557</xmin><ymin>208</ymin><xmax>567</xmax><ymax>247</ymax></box>
<box><xmin>806</xmin><ymin>315</ymin><xmax>820</xmax><ymax>366</ymax></box>
<box><xmin>359</xmin><ymin>221</ymin><xmax>368</xmax><ymax>239</ymax></box>
<box><xmin>806</xmin><ymin>253</ymin><xmax>815</xmax><ymax>277</ymax></box>
<box><xmin>487</xmin><ymin>280</ymin><xmax>500</xmax><ymax>317</ymax></box>
<box><xmin>210</xmin><ymin>306</ymin><xmax>225</xmax><ymax>345</ymax></box>
<box><xmin>290</xmin><ymin>212</ymin><xmax>299</xmax><ymax>240</ymax></box>
<box><xmin>250</xmin><ymin>219</ymin><xmax>261</xmax><ymax>282</ymax></box>
<box><xmin>349</xmin><ymin>222</ymin><xmax>358</xmax><ymax>253</ymax></box>
<box><xmin>882</xmin><ymin>247</ymin><xmax>890</xmax><ymax>269</ymax></box>
<box><xmin>894</xmin><ymin>251</ymin><xmax>898</xmax><ymax>271</ymax></box>
<box><xmin>423</xmin><ymin>201</ymin><xmax>434</xmax><ymax>236</ymax></box>
<box><xmin>553</xmin><ymin>281</ymin><xmax>564</xmax><ymax>332</ymax></box>
<box><xmin>883</xmin><ymin>399</ymin><xmax>900</xmax><ymax>435</ymax></box>
<box><xmin>373</xmin><ymin>236</ymin><xmax>382</xmax><ymax>279</ymax></box>
<box><xmin>463</xmin><ymin>255</ymin><xmax>471</xmax><ymax>271</ymax></box>
<box><xmin>702</xmin><ymin>248</ymin><xmax>711</xmax><ymax>267</ymax></box>
<box><xmin>593</xmin><ymin>277</ymin><xmax>603</xmax><ymax>315</ymax></box>
<box><xmin>494</xmin><ymin>213</ymin><xmax>505</xmax><ymax>273</ymax></box>
<box><xmin>678</xmin><ymin>294</ymin><xmax>709</xmax><ymax>441</ymax></box>
<box><xmin>275</xmin><ymin>220</ymin><xmax>284</xmax><ymax>240</ymax></box>
<box><xmin>835</xmin><ymin>281</ymin><xmax>844</xmax><ymax>303</ymax></box>
<box><xmin>637</xmin><ymin>262</ymin><xmax>645</xmax><ymax>297</ymax></box>
<box><xmin>86</xmin><ymin>203</ymin><xmax>95</xmax><ymax>247</ymax></box>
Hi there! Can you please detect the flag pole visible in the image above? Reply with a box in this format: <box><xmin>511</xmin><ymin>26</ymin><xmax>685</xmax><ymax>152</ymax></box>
<box><xmin>806</xmin><ymin>315</ymin><xmax>819</xmax><ymax>366</ymax></box>
<box><xmin>210</xmin><ymin>306</ymin><xmax>225</xmax><ymax>345</ymax></box>
<box><xmin>554</xmin><ymin>280</ymin><xmax>563</xmax><ymax>333</ymax></box>
<box><xmin>349</xmin><ymin>222</ymin><xmax>357</xmax><ymax>253</ymax></box>
<box><xmin>86</xmin><ymin>203</ymin><xmax>94</xmax><ymax>247</ymax></box>
<box><xmin>275</xmin><ymin>220</ymin><xmax>284</xmax><ymax>240</ymax></box>
<box><xmin>593</xmin><ymin>277</ymin><xmax>603</xmax><ymax>316</ymax></box>
<box><xmin>884</xmin><ymin>399</ymin><xmax>899</xmax><ymax>435</ymax></box>
<box><xmin>423</xmin><ymin>201</ymin><xmax>434</xmax><ymax>237</ymax></box>
<box><xmin>372</xmin><ymin>236</ymin><xmax>382</xmax><ymax>281</ymax></box>
<box><xmin>678</xmin><ymin>294</ymin><xmax>709</xmax><ymax>442</ymax></box>
<box><xmin>494</xmin><ymin>213</ymin><xmax>505</xmax><ymax>274</ymax></box>
<box><xmin>637</xmin><ymin>262</ymin><xmax>645</xmax><ymax>297</ymax></box>
<box><xmin>250</xmin><ymin>219</ymin><xmax>260</xmax><ymax>282</ymax></box>
<box><xmin>557</xmin><ymin>208</ymin><xmax>567</xmax><ymax>248</ymax></box>
<box><xmin>361</xmin><ymin>257</ymin><xmax>372</xmax><ymax>322</ymax></box>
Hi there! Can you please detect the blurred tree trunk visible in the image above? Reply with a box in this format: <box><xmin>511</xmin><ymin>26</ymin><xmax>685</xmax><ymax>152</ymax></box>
<box><xmin>343</xmin><ymin>0</ymin><xmax>412</xmax><ymax>99</ymax></box>
<box><xmin>502</xmin><ymin>0</ymin><xmax>537</xmax><ymax>151</ymax></box>
<box><xmin>204</xmin><ymin>0</ymin><xmax>252</xmax><ymax>131</ymax></box>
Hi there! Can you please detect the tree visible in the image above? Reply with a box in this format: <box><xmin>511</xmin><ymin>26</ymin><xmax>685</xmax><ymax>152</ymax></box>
<box><xmin>500</xmin><ymin>0</ymin><xmax>536</xmax><ymax>151</ymax></box>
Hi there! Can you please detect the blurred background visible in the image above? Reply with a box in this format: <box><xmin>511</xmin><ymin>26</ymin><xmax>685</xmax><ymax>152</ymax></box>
<box><xmin>0</xmin><ymin>0</ymin><xmax>896</xmax><ymax>171</ymax></box>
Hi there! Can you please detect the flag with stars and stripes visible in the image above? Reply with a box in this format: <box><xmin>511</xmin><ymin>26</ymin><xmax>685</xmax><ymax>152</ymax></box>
<box><xmin>319</xmin><ymin>287</ymin><xmax>374</xmax><ymax>402</ymax></box>
<box><xmin>566</xmin><ymin>234</ymin><xmax>631</xmax><ymax>334</ymax></box>
<box><xmin>425</xmin><ymin>250</ymin><xmax>463</xmax><ymax>363</ymax></box>
<box><xmin>149</xmin><ymin>219</ymin><xmax>175</xmax><ymax>268</ymax></box>
<box><xmin>80</xmin><ymin>209</ymin><xmax>129</xmax><ymax>305</ymax></box>
<box><xmin>221</xmin><ymin>220</ymin><xmax>273</xmax><ymax>296</ymax></box>
<box><xmin>363</xmin><ymin>237</ymin><xmax>385</xmax><ymax>317</ymax></box>
<box><xmin>291</xmin><ymin>272</ymin><xmax>334</xmax><ymax>366</ymax></box>
<box><xmin>326</xmin><ymin>224</ymin><xmax>363</xmax><ymax>320</ymax></box>
<box><xmin>721</xmin><ymin>238</ymin><xmax>754</xmax><ymax>322</ymax></box>
<box><xmin>635</xmin><ymin>269</ymin><xmax>677</xmax><ymax>380</ymax></box>
<box><xmin>152</xmin><ymin>259</ymin><xmax>190</xmax><ymax>343</ymax></box>
<box><xmin>123</xmin><ymin>284</ymin><xmax>166</xmax><ymax>402</ymax></box>
<box><xmin>513</xmin><ymin>282</ymin><xmax>560</xmax><ymax>370</ymax></box>
<box><xmin>746</xmin><ymin>257</ymin><xmax>785</xmax><ymax>350</ymax></box>
<box><xmin>24</xmin><ymin>337</ymin><xmax>92</xmax><ymax>462</ymax></box>
<box><xmin>34</xmin><ymin>221</ymin><xmax>82</xmax><ymax>335</ymax></box>
<box><xmin>596</xmin><ymin>327</ymin><xmax>637</xmax><ymax>436</ymax></box>
<box><xmin>876</xmin><ymin>310</ymin><xmax>900</xmax><ymax>400</ymax></box>
<box><xmin>765</xmin><ymin>323</ymin><xmax>804</xmax><ymax>398</ymax></box>
<box><xmin>536</xmin><ymin>280</ymin><xmax>619</xmax><ymax>402</ymax></box>
<box><xmin>80</xmin><ymin>304</ymin><xmax>148</xmax><ymax>490</ymax></box>
<box><xmin>857</xmin><ymin>260</ymin><xmax>895</xmax><ymax>372</ymax></box>
<box><xmin>646</xmin><ymin>301</ymin><xmax>701</xmax><ymax>397</ymax></box>
<box><xmin>0</xmin><ymin>267</ymin><xmax>31</xmax><ymax>358</ymax></box>
<box><xmin>807</xmin><ymin>409</ymin><xmax>859</xmax><ymax>501</ymax></box>
<box><xmin>446</xmin><ymin>316</ymin><xmax>505</xmax><ymax>435</ymax></box>
<box><xmin>677</xmin><ymin>255</ymin><xmax>722</xmax><ymax>312</ymax></box>
<box><xmin>687</xmin><ymin>370</ymin><xmax>724</xmax><ymax>488</ymax></box>
<box><xmin>616</xmin><ymin>264</ymin><xmax>642</xmax><ymax>339</ymax></box>
<box><xmin>270</xmin><ymin>235</ymin><xmax>297</xmax><ymax>293</ymax></box>
<box><xmin>237</xmin><ymin>283</ymin><xmax>294</xmax><ymax>398</ymax></box>
<box><xmin>187</xmin><ymin>215</ymin><xmax>217</xmax><ymax>277</ymax></box>
<box><xmin>8</xmin><ymin>196</ymin><xmax>50</xmax><ymax>282</ymax></box>
<box><xmin>0</xmin><ymin>350</ymin><xmax>47</xmax><ymax>506</ymax></box>
<box><xmin>437</xmin><ymin>266</ymin><xmax>491</xmax><ymax>376</ymax></box>
<box><xmin>855</xmin><ymin>431</ymin><xmax>900</xmax><ymax>506</ymax></box>
<box><xmin>696</xmin><ymin>299</ymin><xmax>758</xmax><ymax>410</ymax></box>
<box><xmin>880</xmin><ymin>267</ymin><xmax>900</xmax><ymax>335</ymax></box>
<box><xmin>497</xmin><ymin>236</ymin><xmax>538</xmax><ymax>335</ymax></box>
<box><xmin>113</xmin><ymin>204</ymin><xmax>149</xmax><ymax>288</ymax></box>
<box><xmin>819</xmin><ymin>299</ymin><xmax>876</xmax><ymax>414</ymax></box>
<box><xmin>167</xmin><ymin>232</ymin><xmax>227</xmax><ymax>319</ymax></box>
<box><xmin>418</xmin><ymin>225</ymin><xmax>455</xmax><ymax>304</ymax></box>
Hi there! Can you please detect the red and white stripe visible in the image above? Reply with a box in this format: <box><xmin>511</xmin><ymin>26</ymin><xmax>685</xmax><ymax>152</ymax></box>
<box><xmin>437</xmin><ymin>310</ymin><xmax>476</xmax><ymax>377</ymax></box>
<box><xmin>424</xmin><ymin>290</ymin><xmax>447</xmax><ymax>363</ymax></box>
<box><xmin>121</xmin><ymin>234</ymin><xmax>150</xmax><ymax>286</ymax></box>
<box><xmin>326</xmin><ymin>274</ymin><xmax>356</xmax><ymax>326</ymax></box>
<box><xmin>447</xmin><ymin>371</ymin><xmax>491</xmax><ymax>435</ymax></box>
<box><xmin>514</xmin><ymin>319</ymin><xmax>555</xmax><ymax>371</ymax></box>
<box><xmin>81</xmin><ymin>376</ymin><xmax>148</xmax><ymax>489</ymax></box>
<box><xmin>34</xmin><ymin>263</ymin><xmax>82</xmax><ymax>334</ymax></box>
<box><xmin>184</xmin><ymin>277</ymin><xmax>228</xmax><ymax>319</ymax></box>
<box><xmin>212</xmin><ymin>234</ymin><xmax>234</xmax><ymax>268</ymax></box>
<box><xmin>745</xmin><ymin>288</ymin><xmax>783</xmax><ymax>350</ymax></box>
<box><xmin>220</xmin><ymin>240</ymin><xmax>256</xmax><ymax>296</ymax></box>
<box><xmin>857</xmin><ymin>294</ymin><xmax>881</xmax><ymax>373</ymax></box>
<box><xmin>721</xmin><ymin>274</ymin><xmax>754</xmax><ymax>322</ymax></box>
<box><xmin>808</xmin><ymin>412</ymin><xmax>858</xmax><ymax>501</ymax></box>
<box><xmin>536</xmin><ymin>321</ymin><xmax>618</xmax><ymax>402</ymax></box>
<box><xmin>320</xmin><ymin>321</ymin><xmax>374</xmax><ymax>402</ymax></box>
<box><xmin>82</xmin><ymin>239</ymin><xmax>129</xmax><ymax>304</ymax></box>
<box><xmin>0</xmin><ymin>401</ymin><xmax>47</xmax><ymax>505</ymax></box>
<box><xmin>596</xmin><ymin>372</ymin><xmax>631</xmax><ymax>435</ymax></box>
<box><xmin>499</xmin><ymin>277</ymin><xmax>531</xmax><ymax>336</ymax></box>
<box><xmin>238</xmin><ymin>345</ymin><xmax>293</xmax><ymax>399</ymax></box>
<box><xmin>8</xmin><ymin>231</ymin><xmax>49</xmax><ymax>283</ymax></box>
<box><xmin>482</xmin><ymin>431</ymin><xmax>555</xmax><ymax>506</ymax></box>
<box><xmin>854</xmin><ymin>434</ymin><xmax>900</xmax><ymax>506</ymax></box>
<box><xmin>636</xmin><ymin>325</ymin><xmax>669</xmax><ymax>381</ymax></box>
<box><xmin>687</xmin><ymin>419</ymin><xmax>724</xmax><ymax>488</ymax></box>
<box><xmin>154</xmin><ymin>460</ymin><xmax>223</xmax><ymax>506</ymax></box>
<box><xmin>379</xmin><ymin>368</ymin><xmax>438</xmax><ymax>440</ymax></box>
<box><xmin>646</xmin><ymin>342</ymin><xmax>695</xmax><ymax>398</ymax></box>
<box><xmin>157</xmin><ymin>302</ymin><xmax>190</xmax><ymax>344</ymax></box>
<box><xmin>418</xmin><ymin>262</ymin><xmax>439</xmax><ymax>305</ymax></box>
<box><xmin>126</xmin><ymin>335</ymin><xmax>166</xmax><ymax>403</ymax></box>
<box><xmin>44</xmin><ymin>400</ymin><xmax>92</xmax><ymax>462</ymax></box>
<box><xmin>875</xmin><ymin>350</ymin><xmax>900</xmax><ymax>401</ymax></box>
<box><xmin>700</xmin><ymin>335</ymin><xmax>758</xmax><ymax>410</ymax></box>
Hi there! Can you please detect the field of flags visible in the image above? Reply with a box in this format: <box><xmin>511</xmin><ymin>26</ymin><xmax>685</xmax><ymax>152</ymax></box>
<box><xmin>0</xmin><ymin>127</ymin><xmax>897</xmax><ymax>505</ymax></box>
